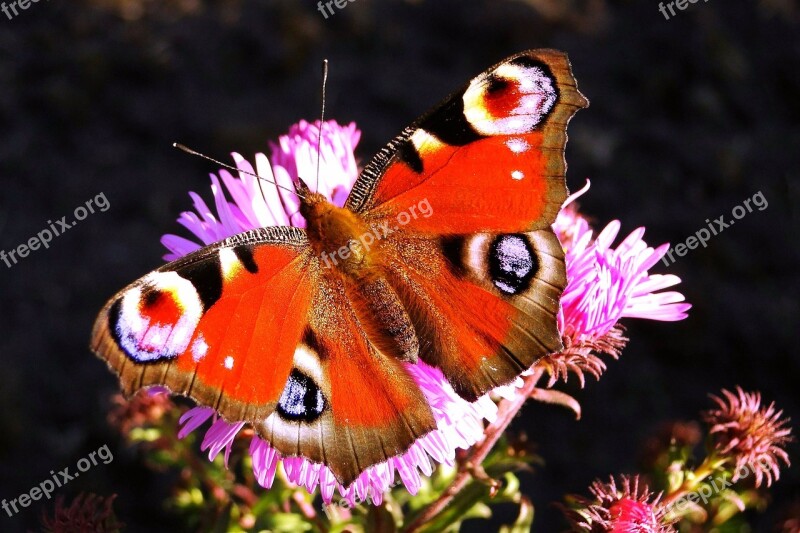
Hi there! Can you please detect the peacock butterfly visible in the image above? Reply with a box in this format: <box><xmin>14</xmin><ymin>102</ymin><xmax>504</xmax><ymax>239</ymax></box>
<box><xmin>91</xmin><ymin>49</ymin><xmax>588</xmax><ymax>486</ymax></box>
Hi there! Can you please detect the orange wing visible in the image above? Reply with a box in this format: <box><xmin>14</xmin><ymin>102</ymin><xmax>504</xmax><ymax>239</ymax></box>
<box><xmin>381</xmin><ymin>230</ymin><xmax>567</xmax><ymax>401</ymax></box>
<box><xmin>347</xmin><ymin>49</ymin><xmax>587</xmax><ymax>235</ymax></box>
<box><xmin>92</xmin><ymin>49</ymin><xmax>586</xmax><ymax>484</ymax></box>
<box><xmin>254</xmin><ymin>268</ymin><xmax>434</xmax><ymax>485</ymax></box>
<box><xmin>344</xmin><ymin>49</ymin><xmax>586</xmax><ymax>399</ymax></box>
<box><xmin>91</xmin><ymin>227</ymin><xmax>313</xmax><ymax>422</ymax></box>
<box><xmin>91</xmin><ymin>227</ymin><xmax>435</xmax><ymax>485</ymax></box>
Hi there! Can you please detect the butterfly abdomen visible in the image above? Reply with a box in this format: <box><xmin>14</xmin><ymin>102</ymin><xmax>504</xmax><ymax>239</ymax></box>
<box><xmin>345</xmin><ymin>272</ymin><xmax>419</xmax><ymax>363</ymax></box>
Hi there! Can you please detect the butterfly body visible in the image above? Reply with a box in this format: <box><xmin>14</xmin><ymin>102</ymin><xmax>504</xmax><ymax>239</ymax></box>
<box><xmin>297</xmin><ymin>182</ymin><xmax>421</xmax><ymax>362</ymax></box>
<box><xmin>92</xmin><ymin>50</ymin><xmax>587</xmax><ymax>486</ymax></box>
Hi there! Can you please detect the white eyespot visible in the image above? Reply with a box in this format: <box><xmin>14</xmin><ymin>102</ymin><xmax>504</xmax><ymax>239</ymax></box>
<box><xmin>511</xmin><ymin>170</ymin><xmax>525</xmax><ymax>180</ymax></box>
<box><xmin>115</xmin><ymin>272</ymin><xmax>203</xmax><ymax>363</ymax></box>
<box><xmin>293</xmin><ymin>344</ymin><xmax>325</xmax><ymax>390</ymax></box>
<box><xmin>462</xmin><ymin>63</ymin><xmax>557</xmax><ymax>135</ymax></box>
<box><xmin>465</xmin><ymin>234</ymin><xmax>491</xmax><ymax>274</ymax></box>
<box><xmin>224</xmin><ymin>355</ymin><xmax>234</xmax><ymax>369</ymax></box>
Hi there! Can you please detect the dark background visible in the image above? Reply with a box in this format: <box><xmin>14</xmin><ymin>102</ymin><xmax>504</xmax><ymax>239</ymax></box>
<box><xmin>1</xmin><ymin>0</ymin><xmax>798</xmax><ymax>531</ymax></box>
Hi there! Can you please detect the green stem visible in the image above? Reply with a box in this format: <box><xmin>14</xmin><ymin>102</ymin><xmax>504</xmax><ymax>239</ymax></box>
<box><xmin>660</xmin><ymin>454</ymin><xmax>729</xmax><ymax>508</ymax></box>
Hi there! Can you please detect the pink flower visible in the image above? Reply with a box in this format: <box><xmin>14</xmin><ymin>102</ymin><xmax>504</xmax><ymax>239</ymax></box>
<box><xmin>161</xmin><ymin>120</ymin><xmax>360</xmax><ymax>260</ymax></box>
<box><xmin>163</xmin><ymin>122</ymin><xmax>690</xmax><ymax>504</ymax></box>
<box><xmin>703</xmin><ymin>387</ymin><xmax>793</xmax><ymax>487</ymax></box>
<box><xmin>564</xmin><ymin>476</ymin><xmax>675</xmax><ymax>532</ymax></box>
<box><xmin>556</xmin><ymin>182</ymin><xmax>690</xmax><ymax>342</ymax></box>
<box><xmin>540</xmin><ymin>182</ymin><xmax>691</xmax><ymax>385</ymax></box>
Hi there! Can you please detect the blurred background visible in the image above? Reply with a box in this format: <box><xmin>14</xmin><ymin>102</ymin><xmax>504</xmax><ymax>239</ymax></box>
<box><xmin>1</xmin><ymin>0</ymin><xmax>798</xmax><ymax>530</ymax></box>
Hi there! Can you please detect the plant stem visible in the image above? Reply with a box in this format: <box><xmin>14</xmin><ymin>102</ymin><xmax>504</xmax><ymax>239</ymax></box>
<box><xmin>402</xmin><ymin>368</ymin><xmax>544</xmax><ymax>533</ymax></box>
<box><xmin>660</xmin><ymin>455</ymin><xmax>728</xmax><ymax>508</ymax></box>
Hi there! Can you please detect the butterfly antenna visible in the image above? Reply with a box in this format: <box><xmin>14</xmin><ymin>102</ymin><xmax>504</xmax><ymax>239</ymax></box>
<box><xmin>173</xmin><ymin>143</ymin><xmax>305</xmax><ymax>199</ymax></box>
<box><xmin>314</xmin><ymin>59</ymin><xmax>329</xmax><ymax>194</ymax></box>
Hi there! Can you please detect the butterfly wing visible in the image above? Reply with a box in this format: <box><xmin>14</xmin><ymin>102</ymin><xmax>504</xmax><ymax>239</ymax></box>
<box><xmin>91</xmin><ymin>226</ymin><xmax>435</xmax><ymax>485</ymax></box>
<box><xmin>92</xmin><ymin>48</ymin><xmax>584</xmax><ymax>483</ymax></box>
<box><xmin>347</xmin><ymin>49</ymin><xmax>585</xmax><ymax>400</ymax></box>
<box><xmin>347</xmin><ymin>49</ymin><xmax>587</xmax><ymax>234</ymax></box>
<box><xmin>255</xmin><ymin>268</ymin><xmax>435</xmax><ymax>485</ymax></box>
<box><xmin>381</xmin><ymin>230</ymin><xmax>566</xmax><ymax>401</ymax></box>
<box><xmin>92</xmin><ymin>227</ymin><xmax>313</xmax><ymax>422</ymax></box>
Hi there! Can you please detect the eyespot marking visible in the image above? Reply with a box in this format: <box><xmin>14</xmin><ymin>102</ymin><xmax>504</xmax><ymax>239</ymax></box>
<box><xmin>488</xmin><ymin>234</ymin><xmax>537</xmax><ymax>295</ymax></box>
<box><xmin>440</xmin><ymin>235</ymin><xmax>467</xmax><ymax>276</ymax></box>
<box><xmin>233</xmin><ymin>245</ymin><xmax>259</xmax><ymax>274</ymax></box>
<box><xmin>420</xmin><ymin>95</ymin><xmax>483</xmax><ymax>146</ymax></box>
<box><xmin>397</xmin><ymin>138</ymin><xmax>424</xmax><ymax>173</ymax></box>
<box><xmin>276</xmin><ymin>369</ymin><xmax>327</xmax><ymax>422</ymax></box>
<box><xmin>178</xmin><ymin>254</ymin><xmax>223</xmax><ymax>311</ymax></box>
<box><xmin>463</xmin><ymin>60</ymin><xmax>558</xmax><ymax>136</ymax></box>
<box><xmin>110</xmin><ymin>272</ymin><xmax>203</xmax><ymax>364</ymax></box>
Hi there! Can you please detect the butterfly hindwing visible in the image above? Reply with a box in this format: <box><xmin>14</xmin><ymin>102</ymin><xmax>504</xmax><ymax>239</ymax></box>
<box><xmin>382</xmin><ymin>230</ymin><xmax>567</xmax><ymax>401</ymax></box>
<box><xmin>256</xmin><ymin>269</ymin><xmax>435</xmax><ymax>485</ymax></box>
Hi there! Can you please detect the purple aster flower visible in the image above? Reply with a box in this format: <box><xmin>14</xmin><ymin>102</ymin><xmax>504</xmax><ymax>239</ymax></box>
<box><xmin>539</xmin><ymin>181</ymin><xmax>691</xmax><ymax>385</ymax></box>
<box><xmin>162</xmin><ymin>121</ymin><xmax>690</xmax><ymax>505</ymax></box>
<box><xmin>556</xmin><ymin>181</ymin><xmax>690</xmax><ymax>341</ymax></box>
<box><xmin>161</xmin><ymin>120</ymin><xmax>360</xmax><ymax>261</ymax></box>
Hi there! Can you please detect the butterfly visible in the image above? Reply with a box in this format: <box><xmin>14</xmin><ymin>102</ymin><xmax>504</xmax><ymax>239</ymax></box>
<box><xmin>91</xmin><ymin>49</ymin><xmax>587</xmax><ymax>487</ymax></box>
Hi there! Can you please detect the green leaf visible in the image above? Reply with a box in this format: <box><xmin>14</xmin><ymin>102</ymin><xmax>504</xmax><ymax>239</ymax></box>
<box><xmin>499</xmin><ymin>497</ymin><xmax>534</xmax><ymax>533</ymax></box>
